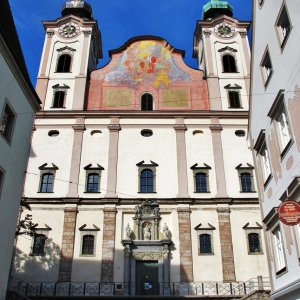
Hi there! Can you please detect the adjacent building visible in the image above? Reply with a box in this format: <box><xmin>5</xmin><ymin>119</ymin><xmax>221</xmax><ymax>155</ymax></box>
<box><xmin>10</xmin><ymin>0</ymin><xmax>270</xmax><ymax>297</ymax></box>
<box><xmin>0</xmin><ymin>0</ymin><xmax>41</xmax><ymax>299</ymax></box>
<box><xmin>249</xmin><ymin>0</ymin><xmax>300</xmax><ymax>299</ymax></box>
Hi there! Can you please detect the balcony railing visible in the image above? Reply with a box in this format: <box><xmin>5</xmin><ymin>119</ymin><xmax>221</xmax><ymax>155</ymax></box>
<box><xmin>8</xmin><ymin>276</ymin><xmax>271</xmax><ymax>297</ymax></box>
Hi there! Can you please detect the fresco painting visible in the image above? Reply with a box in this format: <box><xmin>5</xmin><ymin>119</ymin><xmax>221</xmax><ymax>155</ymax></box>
<box><xmin>104</xmin><ymin>88</ymin><xmax>133</xmax><ymax>107</ymax></box>
<box><xmin>161</xmin><ymin>89</ymin><xmax>189</xmax><ymax>107</ymax></box>
<box><xmin>104</xmin><ymin>41</ymin><xmax>189</xmax><ymax>88</ymax></box>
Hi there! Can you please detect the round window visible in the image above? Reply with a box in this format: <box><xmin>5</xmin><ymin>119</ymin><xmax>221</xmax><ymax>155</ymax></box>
<box><xmin>193</xmin><ymin>130</ymin><xmax>204</xmax><ymax>135</ymax></box>
<box><xmin>91</xmin><ymin>130</ymin><xmax>102</xmax><ymax>136</ymax></box>
<box><xmin>141</xmin><ymin>129</ymin><xmax>153</xmax><ymax>137</ymax></box>
<box><xmin>235</xmin><ymin>130</ymin><xmax>246</xmax><ymax>137</ymax></box>
<box><xmin>48</xmin><ymin>130</ymin><xmax>59</xmax><ymax>137</ymax></box>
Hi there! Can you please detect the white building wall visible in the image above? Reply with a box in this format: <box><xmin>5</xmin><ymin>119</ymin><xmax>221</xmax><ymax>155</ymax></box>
<box><xmin>12</xmin><ymin>206</ymin><xmax>64</xmax><ymax>282</ymax></box>
<box><xmin>0</xmin><ymin>51</ymin><xmax>37</xmax><ymax>299</ymax></box>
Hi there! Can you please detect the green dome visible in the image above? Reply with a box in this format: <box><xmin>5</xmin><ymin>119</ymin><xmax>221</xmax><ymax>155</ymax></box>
<box><xmin>202</xmin><ymin>0</ymin><xmax>233</xmax><ymax>20</ymax></box>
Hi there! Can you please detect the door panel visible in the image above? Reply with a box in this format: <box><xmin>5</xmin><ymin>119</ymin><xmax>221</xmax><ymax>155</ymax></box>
<box><xmin>136</xmin><ymin>261</ymin><xmax>159</xmax><ymax>295</ymax></box>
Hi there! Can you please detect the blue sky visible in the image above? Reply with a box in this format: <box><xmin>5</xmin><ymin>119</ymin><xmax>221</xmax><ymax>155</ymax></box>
<box><xmin>10</xmin><ymin>0</ymin><xmax>252</xmax><ymax>85</ymax></box>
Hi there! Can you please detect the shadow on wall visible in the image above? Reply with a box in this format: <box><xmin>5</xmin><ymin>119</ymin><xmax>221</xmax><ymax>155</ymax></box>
<box><xmin>12</xmin><ymin>238</ymin><xmax>61</xmax><ymax>282</ymax></box>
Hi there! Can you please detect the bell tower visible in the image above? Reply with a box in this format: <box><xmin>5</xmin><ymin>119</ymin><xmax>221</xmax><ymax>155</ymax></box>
<box><xmin>193</xmin><ymin>0</ymin><xmax>251</xmax><ymax>110</ymax></box>
<box><xmin>35</xmin><ymin>0</ymin><xmax>102</xmax><ymax>110</ymax></box>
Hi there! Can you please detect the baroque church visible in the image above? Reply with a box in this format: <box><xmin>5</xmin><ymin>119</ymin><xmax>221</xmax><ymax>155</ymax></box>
<box><xmin>11</xmin><ymin>0</ymin><xmax>270</xmax><ymax>297</ymax></box>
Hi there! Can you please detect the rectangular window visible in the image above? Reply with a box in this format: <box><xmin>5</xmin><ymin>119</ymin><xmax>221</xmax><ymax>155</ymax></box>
<box><xmin>199</xmin><ymin>234</ymin><xmax>213</xmax><ymax>254</ymax></box>
<box><xmin>81</xmin><ymin>234</ymin><xmax>95</xmax><ymax>255</ymax></box>
<box><xmin>276</xmin><ymin>3</ymin><xmax>292</xmax><ymax>49</ymax></box>
<box><xmin>272</xmin><ymin>226</ymin><xmax>286</xmax><ymax>274</ymax></box>
<box><xmin>40</xmin><ymin>173</ymin><xmax>54</xmax><ymax>193</ymax></box>
<box><xmin>260</xmin><ymin>49</ymin><xmax>273</xmax><ymax>87</ymax></box>
<box><xmin>248</xmin><ymin>233</ymin><xmax>262</xmax><ymax>254</ymax></box>
<box><xmin>228</xmin><ymin>91</ymin><xmax>241</xmax><ymax>108</ymax></box>
<box><xmin>0</xmin><ymin>102</ymin><xmax>16</xmax><ymax>143</ymax></box>
<box><xmin>86</xmin><ymin>173</ymin><xmax>100</xmax><ymax>193</ymax></box>
<box><xmin>32</xmin><ymin>234</ymin><xmax>46</xmax><ymax>256</ymax></box>
<box><xmin>268</xmin><ymin>90</ymin><xmax>292</xmax><ymax>156</ymax></box>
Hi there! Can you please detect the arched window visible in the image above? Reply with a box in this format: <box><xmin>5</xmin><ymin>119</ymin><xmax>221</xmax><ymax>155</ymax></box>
<box><xmin>56</xmin><ymin>54</ymin><xmax>72</xmax><ymax>73</ymax></box>
<box><xmin>32</xmin><ymin>234</ymin><xmax>46</xmax><ymax>256</ymax></box>
<box><xmin>40</xmin><ymin>173</ymin><xmax>54</xmax><ymax>193</ymax></box>
<box><xmin>228</xmin><ymin>91</ymin><xmax>241</xmax><ymax>108</ymax></box>
<box><xmin>222</xmin><ymin>54</ymin><xmax>237</xmax><ymax>73</ymax></box>
<box><xmin>140</xmin><ymin>169</ymin><xmax>154</xmax><ymax>193</ymax></box>
<box><xmin>240</xmin><ymin>172</ymin><xmax>252</xmax><ymax>192</ymax></box>
<box><xmin>82</xmin><ymin>235</ymin><xmax>95</xmax><ymax>255</ymax></box>
<box><xmin>86</xmin><ymin>173</ymin><xmax>99</xmax><ymax>193</ymax></box>
<box><xmin>195</xmin><ymin>172</ymin><xmax>208</xmax><ymax>193</ymax></box>
<box><xmin>199</xmin><ymin>234</ymin><xmax>212</xmax><ymax>254</ymax></box>
<box><xmin>248</xmin><ymin>233</ymin><xmax>261</xmax><ymax>253</ymax></box>
<box><xmin>141</xmin><ymin>93</ymin><xmax>153</xmax><ymax>111</ymax></box>
<box><xmin>52</xmin><ymin>91</ymin><xmax>65</xmax><ymax>108</ymax></box>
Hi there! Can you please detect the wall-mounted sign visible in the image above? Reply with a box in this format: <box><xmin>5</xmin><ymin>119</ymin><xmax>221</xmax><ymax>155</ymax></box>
<box><xmin>278</xmin><ymin>200</ymin><xmax>300</xmax><ymax>226</ymax></box>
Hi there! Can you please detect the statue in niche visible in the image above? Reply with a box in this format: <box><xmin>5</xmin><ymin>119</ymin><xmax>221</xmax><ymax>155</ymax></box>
<box><xmin>163</xmin><ymin>223</ymin><xmax>171</xmax><ymax>239</ymax></box>
<box><xmin>143</xmin><ymin>225</ymin><xmax>151</xmax><ymax>240</ymax></box>
<box><xmin>125</xmin><ymin>223</ymin><xmax>132</xmax><ymax>239</ymax></box>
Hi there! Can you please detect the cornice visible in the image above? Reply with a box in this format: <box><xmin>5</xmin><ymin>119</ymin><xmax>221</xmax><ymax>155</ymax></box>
<box><xmin>35</xmin><ymin>110</ymin><xmax>249</xmax><ymax>120</ymax></box>
<box><xmin>22</xmin><ymin>197</ymin><xmax>259</xmax><ymax>206</ymax></box>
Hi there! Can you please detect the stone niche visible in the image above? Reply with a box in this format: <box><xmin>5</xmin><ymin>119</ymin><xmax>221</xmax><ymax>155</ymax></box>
<box><xmin>122</xmin><ymin>200</ymin><xmax>172</xmax><ymax>296</ymax></box>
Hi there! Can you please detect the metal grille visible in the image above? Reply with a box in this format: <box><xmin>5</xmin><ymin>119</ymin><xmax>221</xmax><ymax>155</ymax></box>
<box><xmin>32</xmin><ymin>234</ymin><xmax>46</xmax><ymax>256</ymax></box>
<box><xmin>195</xmin><ymin>173</ymin><xmax>207</xmax><ymax>192</ymax></box>
<box><xmin>199</xmin><ymin>234</ymin><xmax>212</xmax><ymax>254</ymax></box>
<box><xmin>82</xmin><ymin>235</ymin><xmax>94</xmax><ymax>255</ymax></box>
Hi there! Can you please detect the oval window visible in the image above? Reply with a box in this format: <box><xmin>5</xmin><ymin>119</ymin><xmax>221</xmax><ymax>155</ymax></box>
<box><xmin>48</xmin><ymin>130</ymin><xmax>59</xmax><ymax>137</ymax></box>
<box><xmin>235</xmin><ymin>130</ymin><xmax>246</xmax><ymax>137</ymax></box>
<box><xmin>91</xmin><ymin>130</ymin><xmax>102</xmax><ymax>136</ymax></box>
<box><xmin>141</xmin><ymin>129</ymin><xmax>153</xmax><ymax>137</ymax></box>
<box><xmin>193</xmin><ymin>130</ymin><xmax>204</xmax><ymax>135</ymax></box>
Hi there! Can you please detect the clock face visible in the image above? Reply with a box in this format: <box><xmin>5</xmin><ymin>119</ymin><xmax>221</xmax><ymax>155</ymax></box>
<box><xmin>215</xmin><ymin>23</ymin><xmax>235</xmax><ymax>38</ymax></box>
<box><xmin>58</xmin><ymin>23</ymin><xmax>80</xmax><ymax>38</ymax></box>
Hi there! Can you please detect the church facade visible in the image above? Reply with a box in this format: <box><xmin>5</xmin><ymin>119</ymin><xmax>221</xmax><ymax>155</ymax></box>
<box><xmin>11</xmin><ymin>0</ymin><xmax>270</xmax><ymax>297</ymax></box>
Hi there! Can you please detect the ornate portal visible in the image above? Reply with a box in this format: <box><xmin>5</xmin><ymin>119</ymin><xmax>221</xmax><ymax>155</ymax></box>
<box><xmin>122</xmin><ymin>200</ymin><xmax>172</xmax><ymax>296</ymax></box>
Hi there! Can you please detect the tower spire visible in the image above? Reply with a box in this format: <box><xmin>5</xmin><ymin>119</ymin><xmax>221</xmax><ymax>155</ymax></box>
<box><xmin>202</xmin><ymin>0</ymin><xmax>233</xmax><ymax>20</ymax></box>
<box><xmin>61</xmin><ymin>0</ymin><xmax>93</xmax><ymax>20</ymax></box>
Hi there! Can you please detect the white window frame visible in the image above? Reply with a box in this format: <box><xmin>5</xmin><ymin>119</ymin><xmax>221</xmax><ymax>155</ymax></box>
<box><xmin>272</xmin><ymin>225</ymin><xmax>287</xmax><ymax>275</ymax></box>
<box><xmin>275</xmin><ymin>2</ymin><xmax>292</xmax><ymax>50</ymax></box>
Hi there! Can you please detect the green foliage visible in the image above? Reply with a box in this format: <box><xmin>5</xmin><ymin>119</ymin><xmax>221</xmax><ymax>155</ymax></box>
<box><xmin>16</xmin><ymin>214</ymin><xmax>37</xmax><ymax>236</ymax></box>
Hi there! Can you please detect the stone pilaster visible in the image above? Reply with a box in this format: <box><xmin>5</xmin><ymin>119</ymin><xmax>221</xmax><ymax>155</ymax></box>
<box><xmin>35</xmin><ymin>31</ymin><xmax>53</xmax><ymax>108</ymax></box>
<box><xmin>67</xmin><ymin>118</ymin><xmax>85</xmax><ymax>198</ymax></box>
<box><xmin>174</xmin><ymin>118</ymin><xmax>189</xmax><ymax>198</ymax></box>
<box><xmin>177</xmin><ymin>207</ymin><xmax>193</xmax><ymax>282</ymax></box>
<box><xmin>58</xmin><ymin>206</ymin><xmax>78</xmax><ymax>281</ymax></box>
<box><xmin>101</xmin><ymin>207</ymin><xmax>117</xmax><ymax>282</ymax></box>
<box><xmin>217</xmin><ymin>206</ymin><xmax>236</xmax><ymax>282</ymax></box>
<box><xmin>105</xmin><ymin>117</ymin><xmax>121</xmax><ymax>198</ymax></box>
<box><xmin>210</xmin><ymin>121</ymin><xmax>228</xmax><ymax>198</ymax></box>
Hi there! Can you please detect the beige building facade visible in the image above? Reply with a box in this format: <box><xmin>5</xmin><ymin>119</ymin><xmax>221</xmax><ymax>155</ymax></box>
<box><xmin>249</xmin><ymin>0</ymin><xmax>300</xmax><ymax>299</ymax></box>
<box><xmin>10</xmin><ymin>0</ymin><xmax>270</xmax><ymax>298</ymax></box>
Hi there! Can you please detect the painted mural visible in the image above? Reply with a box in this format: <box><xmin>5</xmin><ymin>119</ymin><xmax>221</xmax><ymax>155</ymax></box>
<box><xmin>104</xmin><ymin>41</ymin><xmax>189</xmax><ymax>88</ymax></box>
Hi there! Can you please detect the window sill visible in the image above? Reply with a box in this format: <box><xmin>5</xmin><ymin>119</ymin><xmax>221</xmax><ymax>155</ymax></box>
<box><xmin>0</xmin><ymin>132</ymin><xmax>12</xmax><ymax>146</ymax></box>
<box><xmin>37</xmin><ymin>192</ymin><xmax>54</xmax><ymax>194</ymax></box>
<box><xmin>248</xmin><ymin>252</ymin><xmax>263</xmax><ymax>255</ymax></box>
<box><xmin>138</xmin><ymin>192</ymin><xmax>157</xmax><ymax>194</ymax></box>
<box><xmin>240</xmin><ymin>191</ymin><xmax>257</xmax><ymax>193</ymax></box>
<box><xmin>264</xmin><ymin>71</ymin><xmax>273</xmax><ymax>90</ymax></box>
<box><xmin>79</xmin><ymin>254</ymin><xmax>96</xmax><ymax>257</ymax></box>
<box><xmin>30</xmin><ymin>253</ymin><xmax>46</xmax><ymax>257</ymax></box>
<box><xmin>280</xmin><ymin>139</ymin><xmax>293</xmax><ymax>160</ymax></box>
<box><xmin>263</xmin><ymin>174</ymin><xmax>272</xmax><ymax>190</ymax></box>
<box><xmin>194</xmin><ymin>191</ymin><xmax>211</xmax><ymax>193</ymax></box>
<box><xmin>84</xmin><ymin>192</ymin><xmax>101</xmax><ymax>194</ymax></box>
<box><xmin>228</xmin><ymin>107</ymin><xmax>243</xmax><ymax>109</ymax></box>
<box><xmin>50</xmin><ymin>107</ymin><xmax>66</xmax><ymax>109</ymax></box>
<box><xmin>276</xmin><ymin>266</ymin><xmax>287</xmax><ymax>278</ymax></box>
<box><xmin>198</xmin><ymin>253</ymin><xmax>214</xmax><ymax>256</ymax></box>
